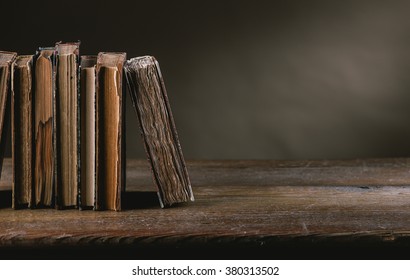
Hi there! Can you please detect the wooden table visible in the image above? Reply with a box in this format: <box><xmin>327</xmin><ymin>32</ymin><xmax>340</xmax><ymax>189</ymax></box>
<box><xmin>1</xmin><ymin>157</ymin><xmax>410</xmax><ymax>259</ymax></box>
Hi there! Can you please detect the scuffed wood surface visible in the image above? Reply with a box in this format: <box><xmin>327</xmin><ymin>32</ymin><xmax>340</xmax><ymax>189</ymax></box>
<box><xmin>1</xmin><ymin>157</ymin><xmax>410</xmax><ymax>259</ymax></box>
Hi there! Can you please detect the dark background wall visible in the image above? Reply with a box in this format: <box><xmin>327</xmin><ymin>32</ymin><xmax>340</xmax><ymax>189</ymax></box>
<box><xmin>3</xmin><ymin>0</ymin><xmax>410</xmax><ymax>160</ymax></box>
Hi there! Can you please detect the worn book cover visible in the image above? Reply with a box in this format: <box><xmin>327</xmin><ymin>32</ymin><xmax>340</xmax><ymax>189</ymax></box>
<box><xmin>0</xmin><ymin>51</ymin><xmax>17</xmax><ymax>183</ymax></box>
<box><xmin>124</xmin><ymin>56</ymin><xmax>194</xmax><ymax>208</ymax></box>
<box><xmin>34</xmin><ymin>47</ymin><xmax>56</xmax><ymax>208</ymax></box>
<box><xmin>95</xmin><ymin>52</ymin><xmax>126</xmax><ymax>211</ymax></box>
<box><xmin>80</xmin><ymin>55</ymin><xmax>97</xmax><ymax>209</ymax></box>
<box><xmin>55</xmin><ymin>41</ymin><xmax>80</xmax><ymax>209</ymax></box>
<box><xmin>12</xmin><ymin>55</ymin><xmax>34</xmax><ymax>209</ymax></box>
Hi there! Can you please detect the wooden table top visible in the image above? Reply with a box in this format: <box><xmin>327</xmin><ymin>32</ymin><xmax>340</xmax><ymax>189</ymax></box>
<box><xmin>1</xmin><ymin>157</ymin><xmax>410</xmax><ymax>259</ymax></box>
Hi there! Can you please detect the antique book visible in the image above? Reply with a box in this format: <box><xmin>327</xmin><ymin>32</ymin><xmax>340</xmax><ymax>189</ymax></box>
<box><xmin>34</xmin><ymin>48</ymin><xmax>56</xmax><ymax>208</ymax></box>
<box><xmin>0</xmin><ymin>51</ymin><xmax>17</xmax><ymax>182</ymax></box>
<box><xmin>95</xmin><ymin>52</ymin><xmax>126</xmax><ymax>211</ymax></box>
<box><xmin>55</xmin><ymin>42</ymin><xmax>80</xmax><ymax>209</ymax></box>
<box><xmin>12</xmin><ymin>55</ymin><xmax>34</xmax><ymax>209</ymax></box>
<box><xmin>80</xmin><ymin>55</ymin><xmax>97</xmax><ymax>209</ymax></box>
<box><xmin>124</xmin><ymin>56</ymin><xmax>194</xmax><ymax>208</ymax></box>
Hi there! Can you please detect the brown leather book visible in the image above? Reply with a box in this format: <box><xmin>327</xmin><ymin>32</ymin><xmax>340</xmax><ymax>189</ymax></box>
<box><xmin>34</xmin><ymin>48</ymin><xmax>56</xmax><ymax>208</ymax></box>
<box><xmin>55</xmin><ymin>42</ymin><xmax>80</xmax><ymax>209</ymax></box>
<box><xmin>0</xmin><ymin>51</ymin><xmax>17</xmax><ymax>183</ymax></box>
<box><xmin>12</xmin><ymin>55</ymin><xmax>34</xmax><ymax>209</ymax></box>
<box><xmin>95</xmin><ymin>52</ymin><xmax>126</xmax><ymax>211</ymax></box>
<box><xmin>124</xmin><ymin>56</ymin><xmax>194</xmax><ymax>208</ymax></box>
<box><xmin>80</xmin><ymin>55</ymin><xmax>97</xmax><ymax>209</ymax></box>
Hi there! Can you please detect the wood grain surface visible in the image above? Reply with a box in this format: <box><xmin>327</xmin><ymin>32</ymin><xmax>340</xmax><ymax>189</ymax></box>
<box><xmin>1</xmin><ymin>157</ymin><xmax>410</xmax><ymax>259</ymax></box>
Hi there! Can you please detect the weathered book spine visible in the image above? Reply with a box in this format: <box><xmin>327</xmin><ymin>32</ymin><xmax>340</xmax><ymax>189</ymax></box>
<box><xmin>55</xmin><ymin>41</ymin><xmax>81</xmax><ymax>209</ymax></box>
<box><xmin>95</xmin><ymin>52</ymin><xmax>126</xmax><ymax>211</ymax></box>
<box><xmin>12</xmin><ymin>55</ymin><xmax>34</xmax><ymax>209</ymax></box>
<box><xmin>0</xmin><ymin>74</ymin><xmax>9</xmax><ymax>183</ymax></box>
<box><xmin>79</xmin><ymin>55</ymin><xmax>97</xmax><ymax>210</ymax></box>
<box><xmin>124</xmin><ymin>56</ymin><xmax>194</xmax><ymax>208</ymax></box>
<box><xmin>0</xmin><ymin>51</ymin><xmax>17</xmax><ymax>180</ymax></box>
<box><xmin>34</xmin><ymin>48</ymin><xmax>56</xmax><ymax>208</ymax></box>
<box><xmin>0</xmin><ymin>51</ymin><xmax>17</xmax><ymax>207</ymax></box>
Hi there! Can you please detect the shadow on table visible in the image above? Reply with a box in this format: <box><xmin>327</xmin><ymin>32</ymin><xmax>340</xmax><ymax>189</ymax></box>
<box><xmin>122</xmin><ymin>191</ymin><xmax>159</xmax><ymax>210</ymax></box>
<box><xmin>0</xmin><ymin>190</ymin><xmax>11</xmax><ymax>208</ymax></box>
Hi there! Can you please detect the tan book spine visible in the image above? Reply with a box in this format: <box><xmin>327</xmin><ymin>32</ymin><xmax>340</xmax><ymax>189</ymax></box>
<box><xmin>0</xmin><ymin>52</ymin><xmax>17</xmax><ymax>184</ymax></box>
<box><xmin>34</xmin><ymin>48</ymin><xmax>55</xmax><ymax>207</ymax></box>
<box><xmin>12</xmin><ymin>55</ymin><xmax>34</xmax><ymax>209</ymax></box>
<box><xmin>95</xmin><ymin>52</ymin><xmax>126</xmax><ymax>211</ymax></box>
<box><xmin>80</xmin><ymin>55</ymin><xmax>97</xmax><ymax>209</ymax></box>
<box><xmin>55</xmin><ymin>42</ymin><xmax>80</xmax><ymax>209</ymax></box>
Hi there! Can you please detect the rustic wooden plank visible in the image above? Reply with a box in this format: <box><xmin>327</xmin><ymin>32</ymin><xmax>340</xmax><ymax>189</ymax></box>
<box><xmin>1</xmin><ymin>157</ymin><xmax>410</xmax><ymax>259</ymax></box>
<box><xmin>4</xmin><ymin>157</ymin><xmax>410</xmax><ymax>190</ymax></box>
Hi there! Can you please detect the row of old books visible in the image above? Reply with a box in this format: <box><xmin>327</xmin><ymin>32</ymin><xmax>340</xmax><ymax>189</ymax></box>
<box><xmin>0</xmin><ymin>42</ymin><xmax>194</xmax><ymax>211</ymax></box>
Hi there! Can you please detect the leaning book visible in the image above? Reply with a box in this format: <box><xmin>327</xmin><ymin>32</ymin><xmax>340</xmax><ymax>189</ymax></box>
<box><xmin>124</xmin><ymin>56</ymin><xmax>194</xmax><ymax>208</ymax></box>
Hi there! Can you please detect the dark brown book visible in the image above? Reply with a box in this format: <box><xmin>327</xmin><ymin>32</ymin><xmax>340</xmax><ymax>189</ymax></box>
<box><xmin>55</xmin><ymin>42</ymin><xmax>80</xmax><ymax>209</ymax></box>
<box><xmin>0</xmin><ymin>51</ymin><xmax>17</xmax><ymax>182</ymax></box>
<box><xmin>95</xmin><ymin>52</ymin><xmax>126</xmax><ymax>211</ymax></box>
<box><xmin>12</xmin><ymin>55</ymin><xmax>34</xmax><ymax>209</ymax></box>
<box><xmin>80</xmin><ymin>55</ymin><xmax>97</xmax><ymax>209</ymax></box>
<box><xmin>124</xmin><ymin>56</ymin><xmax>194</xmax><ymax>208</ymax></box>
<box><xmin>34</xmin><ymin>48</ymin><xmax>56</xmax><ymax>208</ymax></box>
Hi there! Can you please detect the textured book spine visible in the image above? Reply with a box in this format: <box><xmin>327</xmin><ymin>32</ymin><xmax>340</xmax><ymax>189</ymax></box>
<box><xmin>0</xmin><ymin>51</ymin><xmax>17</xmax><ymax>208</ymax></box>
<box><xmin>95</xmin><ymin>52</ymin><xmax>126</xmax><ymax>211</ymax></box>
<box><xmin>79</xmin><ymin>55</ymin><xmax>97</xmax><ymax>210</ymax></box>
<box><xmin>34</xmin><ymin>48</ymin><xmax>56</xmax><ymax>208</ymax></box>
<box><xmin>55</xmin><ymin>41</ymin><xmax>81</xmax><ymax>209</ymax></box>
<box><xmin>12</xmin><ymin>55</ymin><xmax>34</xmax><ymax>209</ymax></box>
<box><xmin>124</xmin><ymin>56</ymin><xmax>194</xmax><ymax>208</ymax></box>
